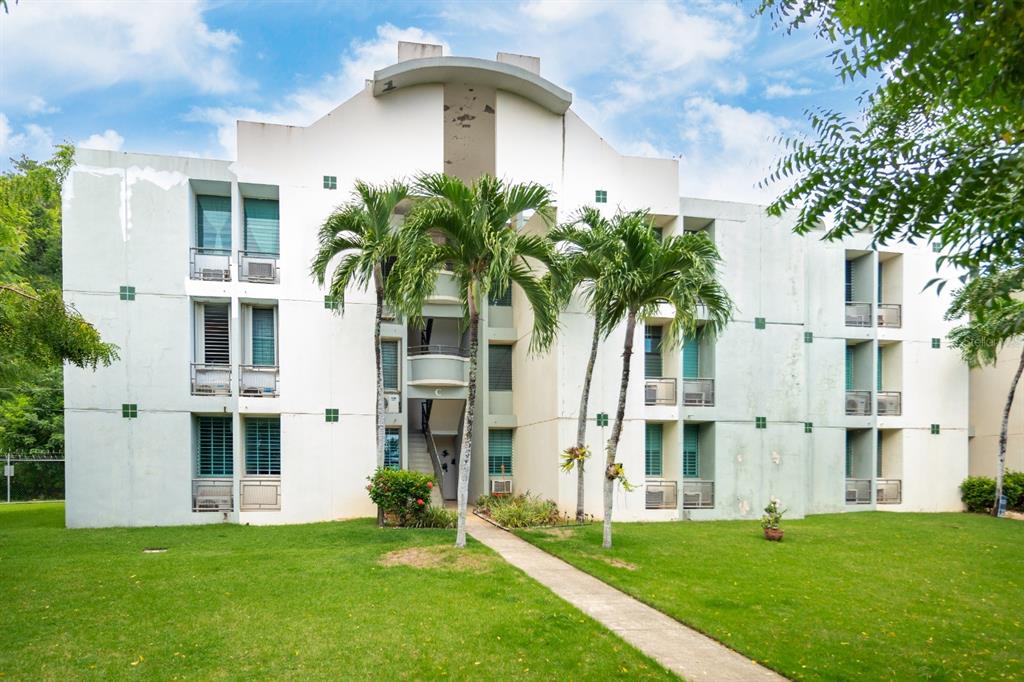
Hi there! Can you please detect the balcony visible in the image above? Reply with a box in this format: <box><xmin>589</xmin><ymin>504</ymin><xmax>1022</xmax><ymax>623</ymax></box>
<box><xmin>845</xmin><ymin>390</ymin><xmax>872</xmax><ymax>416</ymax></box>
<box><xmin>682</xmin><ymin>378</ymin><xmax>715</xmax><ymax>407</ymax></box>
<box><xmin>845</xmin><ymin>301</ymin><xmax>873</xmax><ymax>327</ymax></box>
<box><xmin>845</xmin><ymin>478</ymin><xmax>872</xmax><ymax>504</ymax></box>
<box><xmin>876</xmin><ymin>478</ymin><xmax>902</xmax><ymax>504</ymax></box>
<box><xmin>682</xmin><ymin>479</ymin><xmax>715</xmax><ymax>509</ymax></box>
<box><xmin>192</xmin><ymin>478</ymin><xmax>233</xmax><ymax>512</ymax></box>
<box><xmin>240</xmin><ymin>478</ymin><xmax>281</xmax><ymax>511</ymax></box>
<box><xmin>238</xmin><ymin>250</ymin><xmax>279</xmax><ymax>283</ymax></box>
<box><xmin>191</xmin><ymin>363</ymin><xmax>231</xmax><ymax>396</ymax></box>
<box><xmin>877</xmin><ymin>303</ymin><xmax>902</xmax><ymax>328</ymax></box>
<box><xmin>190</xmin><ymin>247</ymin><xmax>231</xmax><ymax>281</ymax></box>
<box><xmin>877</xmin><ymin>391</ymin><xmax>902</xmax><ymax>416</ymax></box>
<box><xmin>407</xmin><ymin>345</ymin><xmax>469</xmax><ymax>386</ymax></box>
<box><xmin>645</xmin><ymin>479</ymin><xmax>677</xmax><ymax>510</ymax></box>
<box><xmin>426</xmin><ymin>271</ymin><xmax>461</xmax><ymax>304</ymax></box>
<box><xmin>239</xmin><ymin>365</ymin><xmax>279</xmax><ymax>397</ymax></box>
<box><xmin>644</xmin><ymin>378</ymin><xmax>676</xmax><ymax>405</ymax></box>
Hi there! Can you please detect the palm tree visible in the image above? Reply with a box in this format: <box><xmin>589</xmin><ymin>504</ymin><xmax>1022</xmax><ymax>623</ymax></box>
<box><xmin>393</xmin><ymin>173</ymin><xmax>558</xmax><ymax>547</ymax></box>
<box><xmin>548</xmin><ymin>207</ymin><xmax>621</xmax><ymax>523</ymax></box>
<box><xmin>597</xmin><ymin>212</ymin><xmax>733</xmax><ymax>549</ymax></box>
<box><xmin>311</xmin><ymin>180</ymin><xmax>410</xmax><ymax>469</ymax></box>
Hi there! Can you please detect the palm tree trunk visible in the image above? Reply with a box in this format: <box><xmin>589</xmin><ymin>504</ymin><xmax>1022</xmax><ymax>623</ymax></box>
<box><xmin>575</xmin><ymin>321</ymin><xmax>600</xmax><ymax>523</ymax></box>
<box><xmin>373</xmin><ymin>266</ymin><xmax>386</xmax><ymax>528</ymax></box>
<box><xmin>993</xmin><ymin>344</ymin><xmax>1024</xmax><ymax>516</ymax></box>
<box><xmin>455</xmin><ymin>290</ymin><xmax>480</xmax><ymax>548</ymax></box>
<box><xmin>603</xmin><ymin>309</ymin><xmax>637</xmax><ymax>549</ymax></box>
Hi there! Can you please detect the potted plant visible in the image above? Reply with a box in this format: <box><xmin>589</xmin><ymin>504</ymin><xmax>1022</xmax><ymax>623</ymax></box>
<box><xmin>761</xmin><ymin>497</ymin><xmax>786</xmax><ymax>541</ymax></box>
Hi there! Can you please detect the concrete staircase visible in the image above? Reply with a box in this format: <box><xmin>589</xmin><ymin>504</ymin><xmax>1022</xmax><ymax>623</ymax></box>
<box><xmin>407</xmin><ymin>433</ymin><xmax>443</xmax><ymax>506</ymax></box>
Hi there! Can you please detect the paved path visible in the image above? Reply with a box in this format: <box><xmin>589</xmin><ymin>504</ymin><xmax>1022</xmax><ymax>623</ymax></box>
<box><xmin>467</xmin><ymin>514</ymin><xmax>786</xmax><ymax>682</ymax></box>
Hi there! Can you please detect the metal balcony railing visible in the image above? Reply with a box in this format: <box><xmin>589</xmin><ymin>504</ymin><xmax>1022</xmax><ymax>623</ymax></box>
<box><xmin>190</xmin><ymin>247</ymin><xmax>231</xmax><ymax>281</ymax></box>
<box><xmin>645</xmin><ymin>479</ymin><xmax>677</xmax><ymax>509</ymax></box>
<box><xmin>682</xmin><ymin>479</ymin><xmax>715</xmax><ymax>509</ymax></box>
<box><xmin>877</xmin><ymin>391</ymin><xmax>902</xmax><ymax>416</ymax></box>
<box><xmin>877</xmin><ymin>303</ymin><xmax>902</xmax><ymax>328</ymax></box>
<box><xmin>645</xmin><ymin>377</ymin><xmax>676</xmax><ymax>405</ymax></box>
<box><xmin>845</xmin><ymin>478</ymin><xmax>872</xmax><ymax>504</ymax></box>
<box><xmin>876</xmin><ymin>478</ymin><xmax>902</xmax><ymax>504</ymax></box>
<box><xmin>239</xmin><ymin>365</ymin><xmax>279</xmax><ymax>397</ymax></box>
<box><xmin>407</xmin><ymin>345</ymin><xmax>469</xmax><ymax>357</ymax></box>
<box><xmin>240</xmin><ymin>478</ymin><xmax>281</xmax><ymax>511</ymax></box>
<box><xmin>191</xmin><ymin>363</ymin><xmax>231</xmax><ymax>396</ymax></box>
<box><xmin>845</xmin><ymin>301</ymin><xmax>873</xmax><ymax>327</ymax></box>
<box><xmin>846</xmin><ymin>390</ymin><xmax>872</xmax><ymax>416</ymax></box>
<box><xmin>238</xmin><ymin>250</ymin><xmax>279</xmax><ymax>283</ymax></box>
<box><xmin>682</xmin><ymin>378</ymin><xmax>715</xmax><ymax>406</ymax></box>
<box><xmin>192</xmin><ymin>478</ymin><xmax>233</xmax><ymax>512</ymax></box>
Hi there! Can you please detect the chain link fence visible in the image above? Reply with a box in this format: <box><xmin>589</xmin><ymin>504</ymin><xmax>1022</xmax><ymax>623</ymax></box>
<box><xmin>3</xmin><ymin>453</ymin><xmax>64</xmax><ymax>502</ymax></box>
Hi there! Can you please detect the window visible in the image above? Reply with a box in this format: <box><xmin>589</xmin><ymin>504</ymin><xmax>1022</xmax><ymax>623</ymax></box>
<box><xmin>381</xmin><ymin>341</ymin><xmax>399</xmax><ymax>391</ymax></box>
<box><xmin>243</xmin><ymin>198</ymin><xmax>279</xmax><ymax>255</ymax></box>
<box><xmin>196</xmin><ymin>416</ymin><xmax>232</xmax><ymax>476</ymax></box>
<box><xmin>682</xmin><ymin>333</ymin><xmax>699</xmax><ymax>379</ymax></box>
<box><xmin>845</xmin><ymin>438</ymin><xmax>852</xmax><ymax>477</ymax></box>
<box><xmin>196</xmin><ymin>195</ymin><xmax>231</xmax><ymax>251</ymax></box>
<box><xmin>644</xmin><ymin>326</ymin><xmax>663</xmax><ymax>378</ymax></box>
<box><xmin>245</xmin><ymin>417</ymin><xmax>280</xmax><ymax>476</ymax></box>
<box><xmin>121</xmin><ymin>403</ymin><xmax>138</xmax><ymax>419</ymax></box>
<box><xmin>323</xmin><ymin>175</ymin><xmax>337</xmax><ymax>190</ymax></box>
<box><xmin>876</xmin><ymin>431</ymin><xmax>883</xmax><ymax>477</ymax></box>
<box><xmin>489</xmin><ymin>344</ymin><xmax>512</xmax><ymax>391</ymax></box>
<box><xmin>325</xmin><ymin>408</ymin><xmax>339</xmax><ymax>423</ymax></box>
<box><xmin>488</xmin><ymin>429</ymin><xmax>513</xmax><ymax>476</ymax></box>
<box><xmin>251</xmin><ymin>308</ymin><xmax>276</xmax><ymax>366</ymax></box>
<box><xmin>384</xmin><ymin>428</ymin><xmax>400</xmax><ymax>469</ymax></box>
<box><xmin>845</xmin><ymin>260</ymin><xmax>854</xmax><ymax>302</ymax></box>
<box><xmin>682</xmin><ymin>424</ymin><xmax>699</xmax><ymax>478</ymax></box>
<box><xmin>488</xmin><ymin>285</ymin><xmax>512</xmax><ymax>307</ymax></box>
<box><xmin>119</xmin><ymin>285</ymin><xmax>135</xmax><ymax>301</ymax></box>
<box><xmin>877</xmin><ymin>263</ymin><xmax>883</xmax><ymax>304</ymax></box>
<box><xmin>645</xmin><ymin>423</ymin><xmax>663</xmax><ymax>477</ymax></box>
<box><xmin>199</xmin><ymin>302</ymin><xmax>230</xmax><ymax>365</ymax></box>
<box><xmin>595</xmin><ymin>189</ymin><xmax>607</xmax><ymax>203</ymax></box>
<box><xmin>845</xmin><ymin>347</ymin><xmax>854</xmax><ymax>390</ymax></box>
<box><xmin>877</xmin><ymin>347</ymin><xmax>883</xmax><ymax>391</ymax></box>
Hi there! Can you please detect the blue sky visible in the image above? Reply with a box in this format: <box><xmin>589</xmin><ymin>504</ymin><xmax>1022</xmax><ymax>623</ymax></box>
<box><xmin>0</xmin><ymin>0</ymin><xmax>859</xmax><ymax>203</ymax></box>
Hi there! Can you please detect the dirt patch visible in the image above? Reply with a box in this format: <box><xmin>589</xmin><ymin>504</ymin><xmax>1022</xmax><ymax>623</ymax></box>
<box><xmin>540</xmin><ymin>527</ymin><xmax>576</xmax><ymax>539</ymax></box>
<box><xmin>593</xmin><ymin>556</ymin><xmax>638</xmax><ymax>571</ymax></box>
<box><xmin>378</xmin><ymin>546</ymin><xmax>495</xmax><ymax>572</ymax></box>
<box><xmin>1004</xmin><ymin>510</ymin><xmax>1024</xmax><ymax>521</ymax></box>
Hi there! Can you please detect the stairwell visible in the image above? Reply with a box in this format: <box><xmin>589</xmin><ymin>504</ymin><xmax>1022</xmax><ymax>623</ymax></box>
<box><xmin>408</xmin><ymin>434</ymin><xmax>443</xmax><ymax>506</ymax></box>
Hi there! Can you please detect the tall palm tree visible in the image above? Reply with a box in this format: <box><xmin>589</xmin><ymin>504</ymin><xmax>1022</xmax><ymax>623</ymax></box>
<box><xmin>393</xmin><ymin>173</ymin><xmax>558</xmax><ymax>547</ymax></box>
<box><xmin>311</xmin><ymin>180</ymin><xmax>410</xmax><ymax>468</ymax></box>
<box><xmin>548</xmin><ymin>207</ymin><xmax>621</xmax><ymax>523</ymax></box>
<box><xmin>597</xmin><ymin>212</ymin><xmax>733</xmax><ymax>549</ymax></box>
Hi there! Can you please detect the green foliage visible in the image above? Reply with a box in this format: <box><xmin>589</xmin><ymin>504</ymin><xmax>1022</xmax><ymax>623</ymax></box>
<box><xmin>946</xmin><ymin>268</ymin><xmax>1024</xmax><ymax>368</ymax></box>
<box><xmin>560</xmin><ymin>444</ymin><xmax>590</xmax><ymax>473</ymax></box>
<box><xmin>475</xmin><ymin>493</ymin><xmax>562</xmax><ymax>528</ymax></box>
<box><xmin>760</xmin><ymin>498</ymin><xmax>786</xmax><ymax>530</ymax></box>
<box><xmin>366</xmin><ymin>467</ymin><xmax>436</xmax><ymax>526</ymax></box>
<box><xmin>961</xmin><ymin>473</ymin><xmax>1024</xmax><ymax>513</ymax></box>
<box><xmin>405</xmin><ymin>505</ymin><xmax>457</xmax><ymax>529</ymax></box>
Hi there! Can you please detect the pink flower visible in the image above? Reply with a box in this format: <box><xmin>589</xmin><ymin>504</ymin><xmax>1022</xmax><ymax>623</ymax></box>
<box><xmin>427</xmin><ymin>481</ymin><xmax>434</xmax><ymax>489</ymax></box>
<box><xmin>416</xmin><ymin>499</ymin><xmax>425</xmax><ymax>506</ymax></box>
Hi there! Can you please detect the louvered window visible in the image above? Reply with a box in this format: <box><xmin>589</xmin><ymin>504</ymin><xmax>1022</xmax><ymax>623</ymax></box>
<box><xmin>877</xmin><ymin>347</ymin><xmax>883</xmax><ymax>391</ymax></box>
<box><xmin>489</xmin><ymin>345</ymin><xmax>512</xmax><ymax>391</ymax></box>
<box><xmin>682</xmin><ymin>333</ymin><xmax>699</xmax><ymax>379</ymax></box>
<box><xmin>488</xmin><ymin>429</ymin><xmax>513</xmax><ymax>476</ymax></box>
<box><xmin>196</xmin><ymin>416</ymin><xmax>232</xmax><ymax>477</ymax></box>
<box><xmin>251</xmin><ymin>308</ymin><xmax>276</xmax><ymax>366</ymax></box>
<box><xmin>381</xmin><ymin>341</ymin><xmax>399</xmax><ymax>390</ymax></box>
<box><xmin>384</xmin><ymin>428</ymin><xmax>401</xmax><ymax>470</ymax></box>
<box><xmin>203</xmin><ymin>303</ymin><xmax>230</xmax><ymax>365</ymax></box>
<box><xmin>244</xmin><ymin>198</ymin><xmax>280</xmax><ymax>255</ymax></box>
<box><xmin>245</xmin><ymin>417</ymin><xmax>280</xmax><ymax>476</ymax></box>
<box><xmin>683</xmin><ymin>424</ymin><xmax>699</xmax><ymax>478</ymax></box>
<box><xmin>645</xmin><ymin>423</ymin><xmax>663</xmax><ymax>477</ymax></box>
<box><xmin>845</xmin><ymin>437</ymin><xmax>853</xmax><ymax>477</ymax></box>
<box><xmin>196</xmin><ymin>195</ymin><xmax>231</xmax><ymax>250</ymax></box>
<box><xmin>845</xmin><ymin>347</ymin><xmax>853</xmax><ymax>390</ymax></box>
<box><xmin>644</xmin><ymin>326</ymin><xmax>663</xmax><ymax>378</ymax></box>
<box><xmin>845</xmin><ymin>260</ymin><xmax>854</xmax><ymax>302</ymax></box>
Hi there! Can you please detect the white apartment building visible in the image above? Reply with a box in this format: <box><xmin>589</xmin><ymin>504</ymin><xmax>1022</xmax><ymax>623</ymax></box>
<box><xmin>62</xmin><ymin>43</ymin><xmax>970</xmax><ymax>528</ymax></box>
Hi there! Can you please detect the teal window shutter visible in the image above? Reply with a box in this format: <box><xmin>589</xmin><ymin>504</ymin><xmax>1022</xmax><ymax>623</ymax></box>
<box><xmin>644</xmin><ymin>326</ymin><xmax>663</xmax><ymax>378</ymax></box>
<box><xmin>251</xmin><ymin>308</ymin><xmax>276</xmax><ymax>366</ymax></box>
<box><xmin>877</xmin><ymin>347</ymin><xmax>883</xmax><ymax>391</ymax></box>
<box><xmin>244</xmin><ymin>417</ymin><xmax>280</xmax><ymax>475</ymax></box>
<box><xmin>196</xmin><ymin>415</ymin><xmax>233</xmax><ymax>477</ymax></box>
<box><xmin>845</xmin><ymin>438</ymin><xmax>852</xmax><ymax>477</ymax></box>
<box><xmin>682</xmin><ymin>333</ymin><xmax>699</xmax><ymax>379</ymax></box>
<box><xmin>877</xmin><ymin>263</ymin><xmax>883</xmax><ymax>304</ymax></box>
<box><xmin>203</xmin><ymin>303</ymin><xmax>230</xmax><ymax>365</ymax></box>
<box><xmin>876</xmin><ymin>431</ymin><xmax>883</xmax><ymax>477</ymax></box>
<box><xmin>845</xmin><ymin>347</ymin><xmax>853</xmax><ymax>390</ymax></box>
<box><xmin>644</xmin><ymin>423</ymin><xmax>663</xmax><ymax>477</ymax></box>
<box><xmin>489</xmin><ymin>345</ymin><xmax>512</xmax><ymax>391</ymax></box>
<box><xmin>243</xmin><ymin>198</ymin><xmax>280</xmax><ymax>255</ymax></box>
<box><xmin>845</xmin><ymin>260</ymin><xmax>854</xmax><ymax>302</ymax></box>
<box><xmin>384</xmin><ymin>428</ymin><xmax>401</xmax><ymax>469</ymax></box>
<box><xmin>381</xmin><ymin>341</ymin><xmax>399</xmax><ymax>390</ymax></box>
<box><xmin>196</xmin><ymin>195</ymin><xmax>231</xmax><ymax>251</ymax></box>
<box><xmin>682</xmin><ymin>424</ymin><xmax>699</xmax><ymax>478</ymax></box>
<box><xmin>488</xmin><ymin>429</ymin><xmax>513</xmax><ymax>476</ymax></box>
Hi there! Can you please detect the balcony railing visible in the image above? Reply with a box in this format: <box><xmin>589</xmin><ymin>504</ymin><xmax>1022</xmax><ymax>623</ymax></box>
<box><xmin>877</xmin><ymin>303</ymin><xmax>902</xmax><ymax>328</ymax></box>
<box><xmin>408</xmin><ymin>345</ymin><xmax>469</xmax><ymax>357</ymax></box>
<box><xmin>190</xmin><ymin>247</ymin><xmax>231</xmax><ymax>281</ymax></box>
<box><xmin>192</xmin><ymin>478</ymin><xmax>233</xmax><ymax>512</ymax></box>
<box><xmin>877</xmin><ymin>391</ymin><xmax>902</xmax><ymax>416</ymax></box>
<box><xmin>238</xmin><ymin>250</ymin><xmax>279</xmax><ymax>283</ymax></box>
<box><xmin>845</xmin><ymin>390</ymin><xmax>872</xmax><ymax>416</ymax></box>
<box><xmin>191</xmin><ymin>363</ymin><xmax>231</xmax><ymax>396</ymax></box>
<box><xmin>876</xmin><ymin>478</ymin><xmax>902</xmax><ymax>504</ymax></box>
<box><xmin>682</xmin><ymin>378</ymin><xmax>715</xmax><ymax>407</ymax></box>
<box><xmin>645</xmin><ymin>479</ymin><xmax>677</xmax><ymax>509</ymax></box>
<box><xmin>682</xmin><ymin>479</ymin><xmax>715</xmax><ymax>509</ymax></box>
<box><xmin>239</xmin><ymin>365</ymin><xmax>279</xmax><ymax>397</ymax></box>
<box><xmin>845</xmin><ymin>478</ymin><xmax>872</xmax><ymax>504</ymax></box>
<box><xmin>645</xmin><ymin>377</ymin><xmax>676</xmax><ymax>405</ymax></box>
<box><xmin>845</xmin><ymin>301</ymin><xmax>873</xmax><ymax>327</ymax></box>
<box><xmin>240</xmin><ymin>478</ymin><xmax>281</xmax><ymax>511</ymax></box>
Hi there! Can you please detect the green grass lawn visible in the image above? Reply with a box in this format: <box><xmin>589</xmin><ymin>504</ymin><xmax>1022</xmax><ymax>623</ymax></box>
<box><xmin>0</xmin><ymin>503</ymin><xmax>672</xmax><ymax>680</ymax></box>
<box><xmin>519</xmin><ymin>512</ymin><xmax>1024</xmax><ymax>681</ymax></box>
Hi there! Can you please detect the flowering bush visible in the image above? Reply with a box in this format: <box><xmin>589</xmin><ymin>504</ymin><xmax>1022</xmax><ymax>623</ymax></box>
<box><xmin>761</xmin><ymin>497</ymin><xmax>786</xmax><ymax>530</ymax></box>
<box><xmin>476</xmin><ymin>493</ymin><xmax>562</xmax><ymax>528</ymax></box>
<box><xmin>560</xmin><ymin>445</ymin><xmax>591</xmax><ymax>473</ymax></box>
<box><xmin>366</xmin><ymin>468</ymin><xmax>435</xmax><ymax>526</ymax></box>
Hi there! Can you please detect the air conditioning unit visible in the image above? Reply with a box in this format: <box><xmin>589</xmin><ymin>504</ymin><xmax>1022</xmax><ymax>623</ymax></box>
<box><xmin>193</xmin><ymin>384</ymin><xmax>215</xmax><ymax>395</ymax></box>
<box><xmin>645</xmin><ymin>384</ymin><xmax>657</xmax><ymax>403</ymax></box>
<box><xmin>201</xmin><ymin>268</ymin><xmax>230</xmax><ymax>282</ymax></box>
<box><xmin>645</xmin><ymin>489</ymin><xmax>665</xmax><ymax>508</ymax></box>
<box><xmin>490</xmin><ymin>479</ymin><xmax>512</xmax><ymax>495</ymax></box>
<box><xmin>384</xmin><ymin>394</ymin><xmax>401</xmax><ymax>414</ymax></box>
<box><xmin>194</xmin><ymin>484</ymin><xmax>232</xmax><ymax>512</ymax></box>
<box><xmin>246</xmin><ymin>261</ymin><xmax>275</xmax><ymax>282</ymax></box>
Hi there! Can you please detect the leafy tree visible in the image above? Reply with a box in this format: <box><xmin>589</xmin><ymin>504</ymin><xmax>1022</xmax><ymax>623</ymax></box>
<box><xmin>597</xmin><ymin>212</ymin><xmax>732</xmax><ymax>549</ymax></box>
<box><xmin>394</xmin><ymin>173</ymin><xmax>557</xmax><ymax>547</ymax></box>
<box><xmin>312</xmin><ymin>180</ymin><xmax>410</xmax><ymax>468</ymax></box>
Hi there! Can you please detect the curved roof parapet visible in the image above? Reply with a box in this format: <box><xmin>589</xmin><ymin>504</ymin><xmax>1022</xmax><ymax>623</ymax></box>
<box><xmin>373</xmin><ymin>56</ymin><xmax>573</xmax><ymax>114</ymax></box>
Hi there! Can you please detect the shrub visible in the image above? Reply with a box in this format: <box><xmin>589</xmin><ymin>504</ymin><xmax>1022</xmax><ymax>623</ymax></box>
<box><xmin>960</xmin><ymin>476</ymin><xmax>996</xmax><ymax>513</ymax></box>
<box><xmin>1004</xmin><ymin>471</ymin><xmax>1024</xmax><ymax>511</ymax></box>
<box><xmin>407</xmin><ymin>505</ymin><xmax>457</xmax><ymax>529</ymax></box>
<box><xmin>366</xmin><ymin>468</ymin><xmax>435</xmax><ymax>526</ymax></box>
<box><xmin>476</xmin><ymin>493</ymin><xmax>561</xmax><ymax>528</ymax></box>
<box><xmin>761</xmin><ymin>497</ymin><xmax>786</xmax><ymax>530</ymax></box>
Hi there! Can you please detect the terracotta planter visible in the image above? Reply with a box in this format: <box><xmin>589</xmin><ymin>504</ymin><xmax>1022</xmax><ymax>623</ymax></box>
<box><xmin>763</xmin><ymin>527</ymin><xmax>784</xmax><ymax>542</ymax></box>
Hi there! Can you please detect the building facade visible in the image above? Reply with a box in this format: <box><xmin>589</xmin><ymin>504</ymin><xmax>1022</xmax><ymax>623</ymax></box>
<box><xmin>63</xmin><ymin>43</ymin><xmax>969</xmax><ymax>528</ymax></box>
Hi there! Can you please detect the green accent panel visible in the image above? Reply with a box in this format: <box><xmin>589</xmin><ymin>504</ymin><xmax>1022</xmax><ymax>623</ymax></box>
<box><xmin>877</xmin><ymin>347</ymin><xmax>883</xmax><ymax>391</ymax></box>
<box><xmin>645</xmin><ymin>423</ymin><xmax>663</xmax><ymax>477</ymax></box>
<box><xmin>323</xmin><ymin>176</ymin><xmax>337</xmax><ymax>190</ymax></box>
<box><xmin>595</xmin><ymin>189</ymin><xmax>607</xmax><ymax>203</ymax></box>
<box><xmin>804</xmin><ymin>331</ymin><xmax>813</xmax><ymax>343</ymax></box>
<box><xmin>682</xmin><ymin>424</ymin><xmax>699</xmax><ymax>478</ymax></box>
<box><xmin>243</xmin><ymin>199</ymin><xmax>280</xmax><ymax>255</ymax></box>
<box><xmin>932</xmin><ymin>242</ymin><xmax>942</xmax><ymax>253</ymax></box>
<box><xmin>596</xmin><ymin>413</ymin><xmax>608</xmax><ymax>427</ymax></box>
<box><xmin>119</xmin><ymin>285</ymin><xmax>135</xmax><ymax>301</ymax></box>
<box><xmin>245</xmin><ymin>417</ymin><xmax>280</xmax><ymax>476</ymax></box>
<box><xmin>488</xmin><ymin>286</ymin><xmax>512</xmax><ymax>306</ymax></box>
<box><xmin>845</xmin><ymin>259</ymin><xmax>854</xmax><ymax>302</ymax></box>
<box><xmin>324</xmin><ymin>296</ymin><xmax>339</xmax><ymax>310</ymax></box>
<box><xmin>121</xmin><ymin>403</ymin><xmax>137</xmax><ymax>419</ymax></box>
<box><xmin>325</xmin><ymin>408</ymin><xmax>339</xmax><ymax>423</ymax></box>
<box><xmin>381</xmin><ymin>341</ymin><xmax>399</xmax><ymax>390</ymax></box>
<box><xmin>755</xmin><ymin>416</ymin><xmax>766</xmax><ymax>429</ymax></box>
<box><xmin>196</xmin><ymin>416</ymin><xmax>232</xmax><ymax>476</ymax></box>
<box><xmin>384</xmin><ymin>428</ymin><xmax>400</xmax><ymax>469</ymax></box>
<box><xmin>754</xmin><ymin>317</ymin><xmax>765</xmax><ymax>329</ymax></box>
<box><xmin>845</xmin><ymin>347</ymin><xmax>853</xmax><ymax>390</ymax></box>
<box><xmin>931</xmin><ymin>424</ymin><xmax>940</xmax><ymax>435</ymax></box>
<box><xmin>489</xmin><ymin>344</ymin><xmax>513</xmax><ymax>391</ymax></box>
<box><xmin>682</xmin><ymin>334</ymin><xmax>699</xmax><ymax>379</ymax></box>
<box><xmin>644</xmin><ymin>326</ymin><xmax>663</xmax><ymax>378</ymax></box>
<box><xmin>804</xmin><ymin>422</ymin><xmax>813</xmax><ymax>433</ymax></box>
<box><xmin>251</xmin><ymin>308</ymin><xmax>276</xmax><ymax>366</ymax></box>
<box><xmin>932</xmin><ymin>338</ymin><xmax>941</xmax><ymax>349</ymax></box>
<box><xmin>488</xmin><ymin>429</ymin><xmax>513</xmax><ymax>476</ymax></box>
<box><xmin>196</xmin><ymin>195</ymin><xmax>231</xmax><ymax>250</ymax></box>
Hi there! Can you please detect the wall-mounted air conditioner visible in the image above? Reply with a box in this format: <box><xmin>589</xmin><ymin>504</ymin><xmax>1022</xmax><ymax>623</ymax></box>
<box><xmin>490</xmin><ymin>479</ymin><xmax>512</xmax><ymax>495</ymax></box>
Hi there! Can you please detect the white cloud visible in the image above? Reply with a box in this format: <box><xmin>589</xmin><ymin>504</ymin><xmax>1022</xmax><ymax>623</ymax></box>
<box><xmin>764</xmin><ymin>83</ymin><xmax>812</xmax><ymax>99</ymax></box>
<box><xmin>0</xmin><ymin>114</ymin><xmax>57</xmax><ymax>161</ymax></box>
<box><xmin>26</xmin><ymin>96</ymin><xmax>59</xmax><ymax>115</ymax></box>
<box><xmin>78</xmin><ymin>129</ymin><xmax>125</xmax><ymax>152</ymax></box>
<box><xmin>1</xmin><ymin>1</ymin><xmax>241</xmax><ymax>112</ymax></box>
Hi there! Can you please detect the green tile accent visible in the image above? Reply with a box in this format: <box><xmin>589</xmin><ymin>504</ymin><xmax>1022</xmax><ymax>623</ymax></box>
<box><xmin>932</xmin><ymin>242</ymin><xmax>942</xmax><ymax>253</ymax></box>
<box><xmin>931</xmin><ymin>424</ymin><xmax>940</xmax><ymax>435</ymax></box>
<box><xmin>119</xmin><ymin>285</ymin><xmax>135</xmax><ymax>301</ymax></box>
<box><xmin>755</xmin><ymin>416</ymin><xmax>767</xmax><ymax>429</ymax></box>
<box><xmin>596</xmin><ymin>412</ymin><xmax>609</xmax><ymax>427</ymax></box>
<box><xmin>595</xmin><ymin>189</ymin><xmax>607</xmax><ymax>203</ymax></box>
<box><xmin>324</xmin><ymin>295</ymin><xmax>340</xmax><ymax>310</ymax></box>
<box><xmin>931</xmin><ymin>337</ymin><xmax>941</xmax><ymax>349</ymax></box>
<box><xmin>323</xmin><ymin>175</ymin><xmax>337</xmax><ymax>190</ymax></box>
<box><xmin>804</xmin><ymin>331</ymin><xmax>813</xmax><ymax>343</ymax></box>
<box><xmin>804</xmin><ymin>422</ymin><xmax>813</xmax><ymax>433</ymax></box>
<box><xmin>754</xmin><ymin>317</ymin><xmax>766</xmax><ymax>329</ymax></box>
<box><xmin>325</xmin><ymin>408</ymin><xmax>339</xmax><ymax>423</ymax></box>
<box><xmin>121</xmin><ymin>403</ymin><xmax>138</xmax><ymax>419</ymax></box>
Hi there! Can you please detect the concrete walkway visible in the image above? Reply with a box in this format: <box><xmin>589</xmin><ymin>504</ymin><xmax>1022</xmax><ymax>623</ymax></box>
<box><xmin>467</xmin><ymin>514</ymin><xmax>786</xmax><ymax>682</ymax></box>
